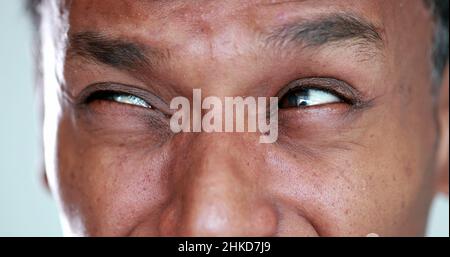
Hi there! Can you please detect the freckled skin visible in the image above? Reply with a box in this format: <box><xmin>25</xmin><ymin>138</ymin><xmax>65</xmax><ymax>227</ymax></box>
<box><xmin>41</xmin><ymin>0</ymin><xmax>448</xmax><ymax>236</ymax></box>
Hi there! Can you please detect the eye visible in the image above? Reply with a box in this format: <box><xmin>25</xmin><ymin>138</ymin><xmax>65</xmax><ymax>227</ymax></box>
<box><xmin>86</xmin><ymin>90</ymin><xmax>152</xmax><ymax>109</ymax></box>
<box><xmin>279</xmin><ymin>87</ymin><xmax>342</xmax><ymax>108</ymax></box>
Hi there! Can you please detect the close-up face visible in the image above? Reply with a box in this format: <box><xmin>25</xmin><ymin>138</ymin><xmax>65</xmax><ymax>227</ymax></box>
<box><xmin>38</xmin><ymin>0</ymin><xmax>449</xmax><ymax>236</ymax></box>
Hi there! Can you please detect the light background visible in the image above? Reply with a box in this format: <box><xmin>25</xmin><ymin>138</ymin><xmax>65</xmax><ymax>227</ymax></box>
<box><xmin>0</xmin><ymin>0</ymin><xmax>448</xmax><ymax>237</ymax></box>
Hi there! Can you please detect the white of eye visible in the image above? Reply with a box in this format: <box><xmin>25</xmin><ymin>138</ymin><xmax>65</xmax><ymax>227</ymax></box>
<box><xmin>112</xmin><ymin>94</ymin><xmax>151</xmax><ymax>108</ymax></box>
<box><xmin>296</xmin><ymin>88</ymin><xmax>341</xmax><ymax>106</ymax></box>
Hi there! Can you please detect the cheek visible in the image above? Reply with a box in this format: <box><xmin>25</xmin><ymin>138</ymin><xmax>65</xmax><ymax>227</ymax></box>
<box><xmin>356</xmin><ymin>116</ymin><xmax>436</xmax><ymax>235</ymax></box>
<box><xmin>263</xmin><ymin>144</ymin><xmax>377</xmax><ymax>236</ymax></box>
<box><xmin>54</xmin><ymin>112</ymin><xmax>172</xmax><ymax>236</ymax></box>
<box><xmin>264</xmin><ymin>118</ymin><xmax>433</xmax><ymax>236</ymax></box>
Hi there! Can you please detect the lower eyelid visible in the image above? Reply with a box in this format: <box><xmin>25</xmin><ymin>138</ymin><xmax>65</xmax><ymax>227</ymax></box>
<box><xmin>280</xmin><ymin>101</ymin><xmax>350</xmax><ymax>112</ymax></box>
<box><xmin>74</xmin><ymin>104</ymin><xmax>172</xmax><ymax>140</ymax></box>
<box><xmin>79</xmin><ymin>98</ymin><xmax>170</xmax><ymax>127</ymax></box>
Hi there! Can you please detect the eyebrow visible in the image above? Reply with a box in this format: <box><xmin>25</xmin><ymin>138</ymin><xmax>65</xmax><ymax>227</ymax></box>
<box><xmin>264</xmin><ymin>12</ymin><xmax>384</xmax><ymax>55</ymax></box>
<box><xmin>67</xmin><ymin>32</ymin><xmax>169</xmax><ymax>70</ymax></box>
<box><xmin>67</xmin><ymin>13</ymin><xmax>382</xmax><ymax>70</ymax></box>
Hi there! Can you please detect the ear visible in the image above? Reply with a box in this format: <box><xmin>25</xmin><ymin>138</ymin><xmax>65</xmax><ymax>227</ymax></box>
<box><xmin>435</xmin><ymin>63</ymin><xmax>449</xmax><ymax>196</ymax></box>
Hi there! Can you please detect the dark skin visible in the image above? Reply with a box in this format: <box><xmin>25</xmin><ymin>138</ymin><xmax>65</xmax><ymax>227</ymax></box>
<box><xmin>40</xmin><ymin>0</ymin><xmax>448</xmax><ymax>236</ymax></box>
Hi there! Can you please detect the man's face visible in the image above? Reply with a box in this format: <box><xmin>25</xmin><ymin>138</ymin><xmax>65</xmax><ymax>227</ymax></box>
<box><xmin>41</xmin><ymin>0</ymin><xmax>448</xmax><ymax>236</ymax></box>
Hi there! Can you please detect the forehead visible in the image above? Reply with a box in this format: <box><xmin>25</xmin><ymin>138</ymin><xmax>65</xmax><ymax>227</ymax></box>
<box><xmin>64</xmin><ymin>0</ymin><xmax>429</xmax><ymax>56</ymax></box>
<box><xmin>67</xmin><ymin>0</ymin><xmax>389</xmax><ymax>36</ymax></box>
<box><xmin>66</xmin><ymin>0</ymin><xmax>427</xmax><ymax>25</ymax></box>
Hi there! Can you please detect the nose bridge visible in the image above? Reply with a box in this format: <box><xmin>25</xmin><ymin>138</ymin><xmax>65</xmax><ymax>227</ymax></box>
<box><xmin>181</xmin><ymin>134</ymin><xmax>250</xmax><ymax>184</ymax></box>
<box><xmin>159</xmin><ymin>134</ymin><xmax>278</xmax><ymax>236</ymax></box>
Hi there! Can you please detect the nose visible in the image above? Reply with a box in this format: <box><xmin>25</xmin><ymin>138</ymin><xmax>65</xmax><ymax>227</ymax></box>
<box><xmin>159</xmin><ymin>135</ymin><xmax>278</xmax><ymax>236</ymax></box>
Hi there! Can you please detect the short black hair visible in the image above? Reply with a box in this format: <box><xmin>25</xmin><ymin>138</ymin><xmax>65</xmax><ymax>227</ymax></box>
<box><xmin>26</xmin><ymin>0</ymin><xmax>449</xmax><ymax>87</ymax></box>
